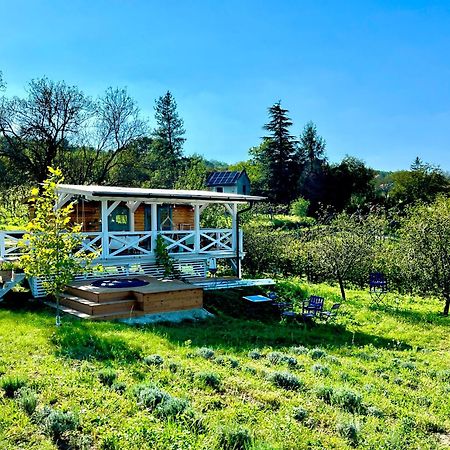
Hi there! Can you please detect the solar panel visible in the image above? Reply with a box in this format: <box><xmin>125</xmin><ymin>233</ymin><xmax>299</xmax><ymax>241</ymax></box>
<box><xmin>207</xmin><ymin>171</ymin><xmax>240</xmax><ymax>186</ymax></box>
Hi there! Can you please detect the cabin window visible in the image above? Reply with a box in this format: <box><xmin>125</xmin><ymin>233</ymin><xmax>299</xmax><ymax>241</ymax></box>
<box><xmin>108</xmin><ymin>205</ymin><xmax>130</xmax><ymax>231</ymax></box>
<box><xmin>158</xmin><ymin>205</ymin><xmax>173</xmax><ymax>231</ymax></box>
<box><xmin>216</xmin><ymin>187</ymin><xmax>223</xmax><ymax>193</ymax></box>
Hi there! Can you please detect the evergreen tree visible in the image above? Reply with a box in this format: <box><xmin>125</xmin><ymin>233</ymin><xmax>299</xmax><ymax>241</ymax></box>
<box><xmin>262</xmin><ymin>102</ymin><xmax>298</xmax><ymax>203</ymax></box>
<box><xmin>152</xmin><ymin>91</ymin><xmax>185</xmax><ymax>187</ymax></box>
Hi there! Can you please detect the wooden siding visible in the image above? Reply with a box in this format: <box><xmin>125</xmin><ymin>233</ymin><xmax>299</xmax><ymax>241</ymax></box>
<box><xmin>71</xmin><ymin>200</ymin><xmax>101</xmax><ymax>232</ymax></box>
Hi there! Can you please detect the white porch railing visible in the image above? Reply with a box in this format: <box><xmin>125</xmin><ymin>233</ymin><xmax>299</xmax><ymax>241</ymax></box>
<box><xmin>0</xmin><ymin>229</ymin><xmax>242</xmax><ymax>261</ymax></box>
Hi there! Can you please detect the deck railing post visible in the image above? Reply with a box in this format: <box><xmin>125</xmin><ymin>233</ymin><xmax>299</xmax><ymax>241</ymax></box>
<box><xmin>231</xmin><ymin>203</ymin><xmax>238</xmax><ymax>251</ymax></box>
<box><xmin>151</xmin><ymin>203</ymin><xmax>158</xmax><ymax>254</ymax></box>
<box><xmin>101</xmin><ymin>200</ymin><xmax>109</xmax><ymax>259</ymax></box>
<box><xmin>194</xmin><ymin>204</ymin><xmax>201</xmax><ymax>253</ymax></box>
<box><xmin>0</xmin><ymin>233</ymin><xmax>5</xmax><ymax>259</ymax></box>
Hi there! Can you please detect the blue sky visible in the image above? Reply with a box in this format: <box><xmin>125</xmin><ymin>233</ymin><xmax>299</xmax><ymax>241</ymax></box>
<box><xmin>1</xmin><ymin>0</ymin><xmax>450</xmax><ymax>171</ymax></box>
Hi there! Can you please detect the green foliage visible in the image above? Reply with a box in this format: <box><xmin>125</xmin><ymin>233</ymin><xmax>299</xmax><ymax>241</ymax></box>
<box><xmin>195</xmin><ymin>371</ymin><xmax>221</xmax><ymax>389</ymax></box>
<box><xmin>0</xmin><ymin>375</ymin><xmax>27</xmax><ymax>398</ymax></box>
<box><xmin>292</xmin><ymin>406</ymin><xmax>308</xmax><ymax>422</ymax></box>
<box><xmin>135</xmin><ymin>385</ymin><xmax>170</xmax><ymax>410</ymax></box>
<box><xmin>337</xmin><ymin>420</ymin><xmax>360</xmax><ymax>446</ymax></box>
<box><xmin>98</xmin><ymin>368</ymin><xmax>118</xmax><ymax>387</ymax></box>
<box><xmin>143</xmin><ymin>354</ymin><xmax>164</xmax><ymax>366</ymax></box>
<box><xmin>290</xmin><ymin>197</ymin><xmax>310</xmax><ymax>217</ymax></box>
<box><xmin>268</xmin><ymin>371</ymin><xmax>303</xmax><ymax>390</ymax></box>
<box><xmin>19</xmin><ymin>167</ymin><xmax>94</xmax><ymax>298</ymax></box>
<box><xmin>16</xmin><ymin>387</ymin><xmax>38</xmax><ymax>415</ymax></box>
<box><xmin>196</xmin><ymin>347</ymin><xmax>215</xmax><ymax>359</ymax></box>
<box><xmin>154</xmin><ymin>236</ymin><xmax>178</xmax><ymax>278</ymax></box>
<box><xmin>37</xmin><ymin>407</ymin><xmax>79</xmax><ymax>441</ymax></box>
<box><xmin>331</xmin><ymin>388</ymin><xmax>363</xmax><ymax>413</ymax></box>
<box><xmin>216</xmin><ymin>426</ymin><xmax>253</xmax><ymax>450</ymax></box>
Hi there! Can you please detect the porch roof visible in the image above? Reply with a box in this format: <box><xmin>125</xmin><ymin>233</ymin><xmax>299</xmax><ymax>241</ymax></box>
<box><xmin>57</xmin><ymin>184</ymin><xmax>266</xmax><ymax>204</ymax></box>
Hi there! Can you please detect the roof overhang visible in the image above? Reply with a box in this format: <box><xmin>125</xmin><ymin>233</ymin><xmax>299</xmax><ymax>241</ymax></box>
<box><xmin>56</xmin><ymin>184</ymin><xmax>266</xmax><ymax>204</ymax></box>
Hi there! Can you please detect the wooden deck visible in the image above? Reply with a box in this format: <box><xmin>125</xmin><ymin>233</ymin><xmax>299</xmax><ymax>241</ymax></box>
<box><xmin>59</xmin><ymin>276</ymin><xmax>203</xmax><ymax>320</ymax></box>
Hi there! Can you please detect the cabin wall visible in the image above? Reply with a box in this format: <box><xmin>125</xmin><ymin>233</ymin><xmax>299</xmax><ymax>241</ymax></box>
<box><xmin>172</xmin><ymin>205</ymin><xmax>194</xmax><ymax>230</ymax></box>
<box><xmin>71</xmin><ymin>201</ymin><xmax>101</xmax><ymax>232</ymax></box>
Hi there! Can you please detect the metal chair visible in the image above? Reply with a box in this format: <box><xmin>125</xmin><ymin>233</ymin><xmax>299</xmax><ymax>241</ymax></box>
<box><xmin>320</xmin><ymin>303</ymin><xmax>341</xmax><ymax>321</ymax></box>
<box><xmin>369</xmin><ymin>272</ymin><xmax>388</xmax><ymax>305</ymax></box>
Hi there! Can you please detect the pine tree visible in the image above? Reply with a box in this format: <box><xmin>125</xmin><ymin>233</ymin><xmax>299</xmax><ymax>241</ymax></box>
<box><xmin>298</xmin><ymin>121</ymin><xmax>326</xmax><ymax>168</ymax></box>
<box><xmin>262</xmin><ymin>102</ymin><xmax>298</xmax><ymax>203</ymax></box>
<box><xmin>152</xmin><ymin>91</ymin><xmax>185</xmax><ymax>187</ymax></box>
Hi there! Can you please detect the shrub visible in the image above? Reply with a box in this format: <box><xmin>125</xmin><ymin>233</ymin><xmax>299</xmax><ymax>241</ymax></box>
<box><xmin>248</xmin><ymin>350</ymin><xmax>263</xmax><ymax>360</ymax></box>
<box><xmin>326</xmin><ymin>355</ymin><xmax>341</xmax><ymax>365</ymax></box>
<box><xmin>332</xmin><ymin>388</ymin><xmax>363</xmax><ymax>413</ymax></box>
<box><xmin>155</xmin><ymin>397</ymin><xmax>190</xmax><ymax>419</ymax></box>
<box><xmin>168</xmin><ymin>361</ymin><xmax>181</xmax><ymax>373</ymax></box>
<box><xmin>228</xmin><ymin>357</ymin><xmax>240</xmax><ymax>369</ymax></box>
<box><xmin>309</xmin><ymin>348</ymin><xmax>327</xmax><ymax>360</ymax></box>
<box><xmin>16</xmin><ymin>387</ymin><xmax>38</xmax><ymax>415</ymax></box>
<box><xmin>267</xmin><ymin>351</ymin><xmax>284</xmax><ymax>365</ymax></box>
<box><xmin>367</xmin><ymin>406</ymin><xmax>384</xmax><ymax>418</ymax></box>
<box><xmin>337</xmin><ymin>420</ymin><xmax>360</xmax><ymax>446</ymax></box>
<box><xmin>98</xmin><ymin>368</ymin><xmax>117</xmax><ymax>387</ymax></box>
<box><xmin>111</xmin><ymin>381</ymin><xmax>127</xmax><ymax>394</ymax></box>
<box><xmin>290</xmin><ymin>346</ymin><xmax>308</xmax><ymax>355</ymax></box>
<box><xmin>312</xmin><ymin>364</ymin><xmax>330</xmax><ymax>376</ymax></box>
<box><xmin>292</xmin><ymin>406</ymin><xmax>308</xmax><ymax>422</ymax></box>
<box><xmin>217</xmin><ymin>426</ymin><xmax>253</xmax><ymax>450</ymax></box>
<box><xmin>0</xmin><ymin>375</ymin><xmax>27</xmax><ymax>398</ymax></box>
<box><xmin>437</xmin><ymin>369</ymin><xmax>450</xmax><ymax>382</ymax></box>
<box><xmin>316</xmin><ymin>385</ymin><xmax>334</xmax><ymax>403</ymax></box>
<box><xmin>195</xmin><ymin>371</ymin><xmax>221</xmax><ymax>390</ymax></box>
<box><xmin>290</xmin><ymin>197</ymin><xmax>310</xmax><ymax>218</ymax></box>
<box><xmin>40</xmin><ymin>408</ymin><xmax>79</xmax><ymax>441</ymax></box>
<box><xmin>268</xmin><ymin>371</ymin><xmax>303</xmax><ymax>391</ymax></box>
<box><xmin>143</xmin><ymin>354</ymin><xmax>164</xmax><ymax>366</ymax></box>
<box><xmin>135</xmin><ymin>386</ymin><xmax>170</xmax><ymax>410</ymax></box>
<box><xmin>196</xmin><ymin>347</ymin><xmax>215</xmax><ymax>359</ymax></box>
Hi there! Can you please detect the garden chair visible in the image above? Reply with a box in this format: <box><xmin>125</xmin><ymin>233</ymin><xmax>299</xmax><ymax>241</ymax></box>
<box><xmin>302</xmin><ymin>295</ymin><xmax>324</xmax><ymax>318</ymax></box>
<box><xmin>369</xmin><ymin>272</ymin><xmax>388</xmax><ymax>305</ymax></box>
<box><xmin>320</xmin><ymin>303</ymin><xmax>341</xmax><ymax>321</ymax></box>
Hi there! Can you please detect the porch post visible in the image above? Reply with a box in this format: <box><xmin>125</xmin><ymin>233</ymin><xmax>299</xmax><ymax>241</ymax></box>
<box><xmin>101</xmin><ymin>200</ymin><xmax>109</xmax><ymax>259</ymax></box>
<box><xmin>231</xmin><ymin>203</ymin><xmax>238</xmax><ymax>252</ymax></box>
<box><xmin>127</xmin><ymin>201</ymin><xmax>141</xmax><ymax>232</ymax></box>
<box><xmin>151</xmin><ymin>203</ymin><xmax>158</xmax><ymax>253</ymax></box>
<box><xmin>194</xmin><ymin>204</ymin><xmax>201</xmax><ymax>253</ymax></box>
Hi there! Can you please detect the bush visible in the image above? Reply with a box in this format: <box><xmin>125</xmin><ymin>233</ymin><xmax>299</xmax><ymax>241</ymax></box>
<box><xmin>337</xmin><ymin>420</ymin><xmax>360</xmax><ymax>446</ymax></box>
<box><xmin>217</xmin><ymin>426</ymin><xmax>253</xmax><ymax>450</ymax></box>
<box><xmin>290</xmin><ymin>346</ymin><xmax>308</xmax><ymax>355</ymax></box>
<box><xmin>248</xmin><ymin>350</ymin><xmax>263</xmax><ymax>360</ymax></box>
<box><xmin>111</xmin><ymin>381</ymin><xmax>127</xmax><ymax>394</ymax></box>
<box><xmin>196</xmin><ymin>347</ymin><xmax>215</xmax><ymax>359</ymax></box>
<box><xmin>290</xmin><ymin>197</ymin><xmax>310</xmax><ymax>218</ymax></box>
<box><xmin>143</xmin><ymin>354</ymin><xmax>164</xmax><ymax>366</ymax></box>
<box><xmin>155</xmin><ymin>397</ymin><xmax>190</xmax><ymax>419</ymax></box>
<box><xmin>135</xmin><ymin>386</ymin><xmax>170</xmax><ymax>410</ymax></box>
<box><xmin>316</xmin><ymin>385</ymin><xmax>334</xmax><ymax>403</ymax></box>
<box><xmin>168</xmin><ymin>361</ymin><xmax>181</xmax><ymax>373</ymax></box>
<box><xmin>0</xmin><ymin>375</ymin><xmax>27</xmax><ymax>398</ymax></box>
<box><xmin>267</xmin><ymin>351</ymin><xmax>284</xmax><ymax>365</ymax></box>
<box><xmin>292</xmin><ymin>406</ymin><xmax>308</xmax><ymax>422</ymax></box>
<box><xmin>98</xmin><ymin>368</ymin><xmax>117</xmax><ymax>387</ymax></box>
<box><xmin>312</xmin><ymin>364</ymin><xmax>330</xmax><ymax>377</ymax></box>
<box><xmin>309</xmin><ymin>348</ymin><xmax>327</xmax><ymax>360</ymax></box>
<box><xmin>367</xmin><ymin>406</ymin><xmax>384</xmax><ymax>418</ymax></box>
<box><xmin>268</xmin><ymin>371</ymin><xmax>303</xmax><ymax>391</ymax></box>
<box><xmin>195</xmin><ymin>371</ymin><xmax>221</xmax><ymax>389</ymax></box>
<box><xmin>331</xmin><ymin>388</ymin><xmax>363</xmax><ymax>413</ymax></box>
<box><xmin>39</xmin><ymin>408</ymin><xmax>79</xmax><ymax>441</ymax></box>
<box><xmin>16</xmin><ymin>387</ymin><xmax>38</xmax><ymax>415</ymax></box>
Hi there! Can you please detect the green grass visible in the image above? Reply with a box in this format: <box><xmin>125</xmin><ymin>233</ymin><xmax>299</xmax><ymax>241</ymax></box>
<box><xmin>0</xmin><ymin>281</ymin><xmax>449</xmax><ymax>449</ymax></box>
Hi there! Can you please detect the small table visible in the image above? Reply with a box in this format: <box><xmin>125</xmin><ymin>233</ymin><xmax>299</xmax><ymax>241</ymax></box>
<box><xmin>242</xmin><ymin>295</ymin><xmax>273</xmax><ymax>304</ymax></box>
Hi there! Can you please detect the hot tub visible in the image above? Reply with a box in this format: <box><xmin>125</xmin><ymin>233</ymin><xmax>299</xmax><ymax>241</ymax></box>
<box><xmin>91</xmin><ymin>278</ymin><xmax>149</xmax><ymax>289</ymax></box>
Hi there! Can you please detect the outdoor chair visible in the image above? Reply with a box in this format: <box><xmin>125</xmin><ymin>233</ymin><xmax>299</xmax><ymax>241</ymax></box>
<box><xmin>369</xmin><ymin>272</ymin><xmax>388</xmax><ymax>305</ymax></box>
<box><xmin>320</xmin><ymin>303</ymin><xmax>341</xmax><ymax>321</ymax></box>
<box><xmin>302</xmin><ymin>295</ymin><xmax>324</xmax><ymax>318</ymax></box>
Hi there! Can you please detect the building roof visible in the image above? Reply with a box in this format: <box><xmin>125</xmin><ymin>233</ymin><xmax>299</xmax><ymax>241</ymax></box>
<box><xmin>57</xmin><ymin>184</ymin><xmax>266</xmax><ymax>204</ymax></box>
<box><xmin>206</xmin><ymin>170</ymin><xmax>247</xmax><ymax>187</ymax></box>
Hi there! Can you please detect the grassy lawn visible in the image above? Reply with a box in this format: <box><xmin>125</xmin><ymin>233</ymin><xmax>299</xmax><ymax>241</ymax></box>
<box><xmin>0</xmin><ymin>281</ymin><xmax>449</xmax><ymax>449</ymax></box>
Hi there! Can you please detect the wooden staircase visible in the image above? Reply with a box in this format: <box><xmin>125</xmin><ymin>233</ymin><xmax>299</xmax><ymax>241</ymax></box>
<box><xmin>57</xmin><ymin>276</ymin><xmax>203</xmax><ymax>320</ymax></box>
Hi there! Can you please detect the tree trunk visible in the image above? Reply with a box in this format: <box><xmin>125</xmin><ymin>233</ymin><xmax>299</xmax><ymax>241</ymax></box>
<box><xmin>337</xmin><ymin>271</ymin><xmax>346</xmax><ymax>301</ymax></box>
<box><xmin>443</xmin><ymin>295</ymin><xmax>450</xmax><ymax>316</ymax></box>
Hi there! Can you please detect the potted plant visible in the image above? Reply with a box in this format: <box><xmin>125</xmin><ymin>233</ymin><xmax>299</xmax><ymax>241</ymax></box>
<box><xmin>0</xmin><ymin>261</ymin><xmax>14</xmax><ymax>283</ymax></box>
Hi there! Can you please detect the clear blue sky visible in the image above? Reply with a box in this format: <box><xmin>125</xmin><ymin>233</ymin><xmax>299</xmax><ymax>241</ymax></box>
<box><xmin>1</xmin><ymin>0</ymin><xmax>450</xmax><ymax>171</ymax></box>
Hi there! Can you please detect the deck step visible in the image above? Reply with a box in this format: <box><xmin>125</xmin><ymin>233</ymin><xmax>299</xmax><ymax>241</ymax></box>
<box><xmin>59</xmin><ymin>293</ymin><xmax>138</xmax><ymax>315</ymax></box>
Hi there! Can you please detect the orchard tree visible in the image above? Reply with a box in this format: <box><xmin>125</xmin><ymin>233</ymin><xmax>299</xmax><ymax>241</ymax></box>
<box><xmin>306</xmin><ymin>211</ymin><xmax>385</xmax><ymax>300</ymax></box>
<box><xmin>262</xmin><ymin>101</ymin><xmax>298</xmax><ymax>203</ymax></box>
<box><xmin>399</xmin><ymin>196</ymin><xmax>450</xmax><ymax>315</ymax></box>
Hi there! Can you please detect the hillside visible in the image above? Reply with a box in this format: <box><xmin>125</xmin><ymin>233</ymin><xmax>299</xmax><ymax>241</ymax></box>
<box><xmin>0</xmin><ymin>281</ymin><xmax>449</xmax><ymax>449</ymax></box>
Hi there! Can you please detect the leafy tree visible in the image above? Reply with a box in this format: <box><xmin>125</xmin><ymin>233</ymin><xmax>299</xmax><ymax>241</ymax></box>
<box><xmin>290</xmin><ymin>197</ymin><xmax>310</xmax><ymax>217</ymax></box>
<box><xmin>261</xmin><ymin>102</ymin><xmax>299</xmax><ymax>203</ymax></box>
<box><xmin>306</xmin><ymin>212</ymin><xmax>385</xmax><ymax>300</ymax></box>
<box><xmin>398</xmin><ymin>196</ymin><xmax>450</xmax><ymax>315</ymax></box>
<box><xmin>298</xmin><ymin>121</ymin><xmax>326</xmax><ymax>168</ymax></box>
<box><xmin>152</xmin><ymin>91</ymin><xmax>185</xmax><ymax>187</ymax></box>
<box><xmin>20</xmin><ymin>168</ymin><xmax>94</xmax><ymax>325</ymax></box>
<box><xmin>0</xmin><ymin>77</ymin><xmax>91</xmax><ymax>184</ymax></box>
<box><xmin>389</xmin><ymin>159</ymin><xmax>450</xmax><ymax>207</ymax></box>
<box><xmin>174</xmin><ymin>155</ymin><xmax>208</xmax><ymax>190</ymax></box>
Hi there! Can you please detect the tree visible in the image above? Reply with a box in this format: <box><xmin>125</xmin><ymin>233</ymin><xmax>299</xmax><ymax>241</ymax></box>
<box><xmin>152</xmin><ymin>91</ymin><xmax>185</xmax><ymax>187</ymax></box>
<box><xmin>174</xmin><ymin>155</ymin><xmax>208</xmax><ymax>190</ymax></box>
<box><xmin>389</xmin><ymin>159</ymin><xmax>450</xmax><ymax>207</ymax></box>
<box><xmin>298</xmin><ymin>121</ymin><xmax>326</xmax><ymax>168</ymax></box>
<box><xmin>398</xmin><ymin>196</ymin><xmax>450</xmax><ymax>315</ymax></box>
<box><xmin>20</xmin><ymin>167</ymin><xmax>94</xmax><ymax>325</ymax></box>
<box><xmin>306</xmin><ymin>211</ymin><xmax>385</xmax><ymax>300</ymax></box>
<box><xmin>0</xmin><ymin>77</ymin><xmax>91</xmax><ymax>184</ymax></box>
<box><xmin>261</xmin><ymin>102</ymin><xmax>298</xmax><ymax>203</ymax></box>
